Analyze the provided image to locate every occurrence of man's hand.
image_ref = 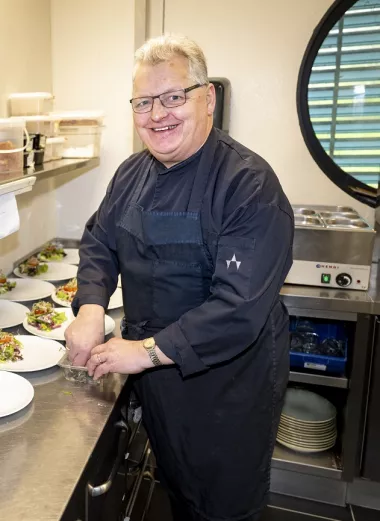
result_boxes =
[86,338,151,380]
[87,338,175,380]
[65,304,105,367]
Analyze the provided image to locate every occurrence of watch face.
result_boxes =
[144,337,155,349]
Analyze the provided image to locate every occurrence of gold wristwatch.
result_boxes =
[143,337,162,367]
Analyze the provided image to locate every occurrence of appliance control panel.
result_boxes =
[285,260,370,291]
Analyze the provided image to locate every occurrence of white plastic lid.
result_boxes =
[10,115,56,122]
[51,110,104,122]
[8,92,54,100]
[0,117,25,127]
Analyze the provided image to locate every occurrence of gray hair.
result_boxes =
[133,34,209,85]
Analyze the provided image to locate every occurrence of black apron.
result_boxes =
[115,133,289,521]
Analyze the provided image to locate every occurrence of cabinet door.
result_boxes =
[362,317,380,481]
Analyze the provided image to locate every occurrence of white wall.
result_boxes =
[163,0,374,223]
[0,0,55,274]
[51,0,145,239]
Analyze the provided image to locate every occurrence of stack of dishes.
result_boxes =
[277,388,337,453]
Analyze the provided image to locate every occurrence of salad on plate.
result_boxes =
[0,271,16,295]
[0,330,23,363]
[18,256,48,277]
[37,242,67,262]
[27,301,67,332]
[56,278,77,304]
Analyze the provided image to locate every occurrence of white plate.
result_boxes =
[276,437,336,454]
[0,371,34,418]
[14,262,78,282]
[40,248,79,265]
[282,388,336,423]
[0,336,65,372]
[0,279,55,302]
[51,286,123,310]
[23,308,116,341]
[64,248,80,265]
[0,301,30,329]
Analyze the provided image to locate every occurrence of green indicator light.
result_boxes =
[321,273,331,284]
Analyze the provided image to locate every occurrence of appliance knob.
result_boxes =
[336,273,352,287]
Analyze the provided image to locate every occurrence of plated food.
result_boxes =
[23,308,116,341]
[52,278,123,310]
[27,301,67,332]
[0,331,23,363]
[37,241,67,262]
[14,261,77,282]
[18,256,48,277]
[0,336,64,373]
[0,279,55,302]
[55,278,77,304]
[0,271,16,295]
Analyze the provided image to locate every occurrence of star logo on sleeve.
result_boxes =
[226,253,241,270]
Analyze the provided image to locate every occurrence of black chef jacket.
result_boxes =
[72,127,294,377]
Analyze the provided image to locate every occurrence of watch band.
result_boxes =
[143,337,162,367]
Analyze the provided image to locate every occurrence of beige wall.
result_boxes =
[51,0,145,239]
[0,0,52,118]
[163,0,374,223]
[0,0,55,274]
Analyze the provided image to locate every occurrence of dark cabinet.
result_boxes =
[362,317,380,482]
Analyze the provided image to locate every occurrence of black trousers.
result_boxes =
[169,496,264,521]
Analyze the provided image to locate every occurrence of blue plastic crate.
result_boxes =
[289,318,348,374]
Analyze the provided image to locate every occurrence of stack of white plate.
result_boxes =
[277,388,337,453]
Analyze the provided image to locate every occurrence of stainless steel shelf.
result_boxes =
[0,157,100,188]
[272,443,342,479]
[289,370,349,389]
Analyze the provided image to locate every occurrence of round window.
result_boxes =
[297,0,380,207]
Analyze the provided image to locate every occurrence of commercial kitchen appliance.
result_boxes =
[286,205,376,291]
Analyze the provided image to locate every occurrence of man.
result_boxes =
[66,34,294,521]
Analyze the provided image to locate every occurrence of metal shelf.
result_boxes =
[289,370,348,389]
[272,443,342,479]
[0,157,100,191]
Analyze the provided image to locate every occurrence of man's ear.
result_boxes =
[206,83,216,115]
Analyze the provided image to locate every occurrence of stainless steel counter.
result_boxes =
[0,308,126,521]
[3,239,380,520]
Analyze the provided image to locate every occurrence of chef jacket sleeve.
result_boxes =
[155,194,294,378]
[72,179,119,315]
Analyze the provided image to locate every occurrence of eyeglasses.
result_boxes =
[130,83,205,114]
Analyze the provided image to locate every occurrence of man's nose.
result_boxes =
[151,97,168,121]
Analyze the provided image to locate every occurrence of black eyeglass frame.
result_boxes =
[129,83,205,113]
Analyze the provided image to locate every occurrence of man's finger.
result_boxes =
[72,351,91,367]
[93,361,110,381]
[90,342,107,356]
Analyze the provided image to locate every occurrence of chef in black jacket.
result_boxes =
[66,34,294,521]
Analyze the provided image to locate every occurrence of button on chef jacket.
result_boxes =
[73,127,294,376]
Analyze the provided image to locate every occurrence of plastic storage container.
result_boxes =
[53,111,104,159]
[11,115,60,138]
[0,118,27,175]
[44,136,66,162]
[8,92,54,116]
[289,318,348,374]
[58,351,103,385]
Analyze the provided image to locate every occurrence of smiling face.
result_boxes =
[132,55,215,167]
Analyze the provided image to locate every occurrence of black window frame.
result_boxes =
[296,0,379,208]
